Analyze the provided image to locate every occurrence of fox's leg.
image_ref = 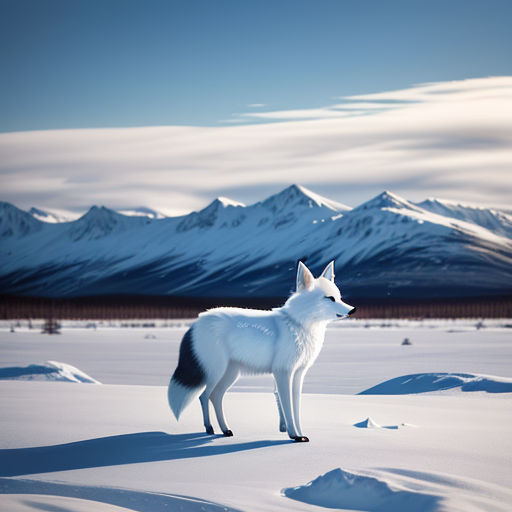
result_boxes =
[274,369,306,441]
[199,364,228,435]
[274,383,287,432]
[199,389,214,434]
[292,367,307,437]
[210,363,239,436]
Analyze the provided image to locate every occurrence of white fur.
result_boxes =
[167,379,202,421]
[168,260,354,440]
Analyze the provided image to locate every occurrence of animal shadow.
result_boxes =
[0,431,289,476]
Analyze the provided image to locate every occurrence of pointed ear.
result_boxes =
[296,261,314,291]
[320,261,335,282]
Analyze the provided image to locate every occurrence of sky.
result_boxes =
[1,0,511,216]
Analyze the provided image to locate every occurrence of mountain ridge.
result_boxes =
[1,186,510,299]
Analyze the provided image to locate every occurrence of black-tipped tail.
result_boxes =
[172,328,205,388]
[168,328,205,420]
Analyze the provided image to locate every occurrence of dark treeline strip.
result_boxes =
[1,295,511,320]
[0,295,283,320]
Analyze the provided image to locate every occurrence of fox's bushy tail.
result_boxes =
[168,328,206,420]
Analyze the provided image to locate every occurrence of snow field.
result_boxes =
[0,323,511,511]
[0,383,511,511]
[1,322,511,393]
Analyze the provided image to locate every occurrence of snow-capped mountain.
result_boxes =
[30,205,165,222]
[67,206,153,241]
[0,185,510,299]
[417,198,512,238]
[116,206,166,219]
[1,202,42,238]
[28,207,71,223]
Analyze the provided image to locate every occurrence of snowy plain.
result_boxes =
[1,320,511,511]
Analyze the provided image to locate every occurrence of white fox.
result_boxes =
[167,261,356,442]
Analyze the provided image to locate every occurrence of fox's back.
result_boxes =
[193,307,282,374]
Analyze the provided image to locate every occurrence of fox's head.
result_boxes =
[284,261,356,324]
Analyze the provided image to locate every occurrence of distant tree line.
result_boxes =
[1,294,510,320]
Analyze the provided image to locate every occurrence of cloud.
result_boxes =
[218,118,248,124]
[240,108,360,120]
[247,103,266,108]
[1,77,511,215]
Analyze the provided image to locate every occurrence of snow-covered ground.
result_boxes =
[1,321,511,511]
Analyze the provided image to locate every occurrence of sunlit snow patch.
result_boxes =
[0,361,101,384]
[283,468,440,511]
[353,417,412,430]
[359,372,512,395]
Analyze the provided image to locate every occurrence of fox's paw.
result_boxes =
[205,425,214,435]
[223,430,233,437]
[291,436,309,442]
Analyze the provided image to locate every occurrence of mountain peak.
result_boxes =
[79,205,137,222]
[83,205,112,216]
[261,184,350,214]
[216,196,245,208]
[70,206,135,241]
[0,201,42,238]
[198,196,245,214]
[176,196,245,232]
[355,190,418,211]
[1,201,21,212]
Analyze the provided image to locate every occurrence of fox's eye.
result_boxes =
[325,296,336,302]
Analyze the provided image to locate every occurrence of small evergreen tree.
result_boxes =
[42,317,61,334]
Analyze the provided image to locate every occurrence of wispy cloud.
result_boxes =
[247,103,266,108]
[239,101,404,121]
[240,107,359,120]
[1,77,511,216]
[217,117,248,124]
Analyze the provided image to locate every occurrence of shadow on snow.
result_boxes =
[0,431,290,477]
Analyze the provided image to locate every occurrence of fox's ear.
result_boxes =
[320,261,335,282]
[296,261,314,291]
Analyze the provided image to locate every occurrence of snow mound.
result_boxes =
[0,361,101,384]
[0,477,242,512]
[0,493,129,512]
[359,373,512,395]
[353,417,411,430]
[283,468,440,511]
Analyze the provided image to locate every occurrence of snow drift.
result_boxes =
[359,372,512,395]
[0,477,242,512]
[283,468,440,511]
[0,361,101,384]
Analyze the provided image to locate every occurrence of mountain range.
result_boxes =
[1,185,511,299]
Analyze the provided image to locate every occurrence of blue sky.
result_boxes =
[1,0,511,132]
[1,1,511,214]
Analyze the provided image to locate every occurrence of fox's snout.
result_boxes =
[335,305,356,318]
